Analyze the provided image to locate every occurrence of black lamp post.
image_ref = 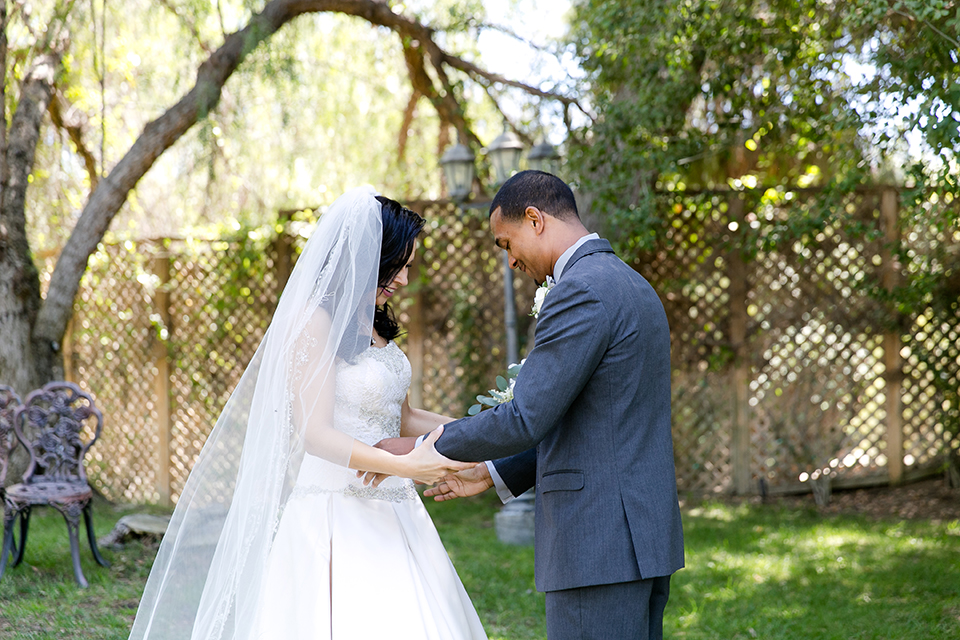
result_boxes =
[486,129,526,369]
[439,131,544,545]
[439,131,527,368]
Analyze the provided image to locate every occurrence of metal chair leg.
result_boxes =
[63,507,89,588]
[2,511,16,559]
[12,507,30,567]
[0,512,16,582]
[83,503,110,567]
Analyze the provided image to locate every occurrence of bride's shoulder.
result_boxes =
[301,306,334,334]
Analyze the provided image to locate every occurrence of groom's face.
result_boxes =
[491,207,551,285]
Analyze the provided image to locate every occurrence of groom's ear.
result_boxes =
[524,206,546,236]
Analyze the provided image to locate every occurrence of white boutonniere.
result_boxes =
[530,276,555,318]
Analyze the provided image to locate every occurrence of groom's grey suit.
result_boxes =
[436,238,684,638]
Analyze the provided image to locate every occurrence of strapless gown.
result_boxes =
[252,341,487,639]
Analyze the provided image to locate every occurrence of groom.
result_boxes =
[382,170,684,639]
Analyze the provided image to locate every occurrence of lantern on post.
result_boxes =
[440,142,476,202]
[527,140,561,175]
[487,129,525,186]
[436,129,537,546]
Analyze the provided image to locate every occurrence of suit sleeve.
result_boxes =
[436,277,609,462]
[492,448,537,497]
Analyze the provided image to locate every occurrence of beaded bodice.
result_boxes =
[333,341,410,445]
[293,341,417,502]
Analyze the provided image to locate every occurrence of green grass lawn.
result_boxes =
[0,499,167,639]
[667,501,960,640]
[0,491,958,639]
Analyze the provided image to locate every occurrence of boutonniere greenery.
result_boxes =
[468,360,524,416]
[468,276,557,416]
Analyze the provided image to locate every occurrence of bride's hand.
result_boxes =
[399,425,473,485]
[356,436,415,486]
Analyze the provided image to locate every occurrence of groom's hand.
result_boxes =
[374,436,417,456]
[424,463,494,501]
[357,436,420,486]
[357,470,390,487]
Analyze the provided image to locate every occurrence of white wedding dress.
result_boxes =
[252,341,487,640]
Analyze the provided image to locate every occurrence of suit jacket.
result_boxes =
[436,238,685,592]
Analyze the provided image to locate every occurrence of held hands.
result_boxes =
[398,426,474,485]
[357,436,417,486]
[374,436,417,456]
[357,426,472,487]
[423,463,494,502]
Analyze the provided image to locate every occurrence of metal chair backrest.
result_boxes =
[12,382,103,486]
[0,385,22,486]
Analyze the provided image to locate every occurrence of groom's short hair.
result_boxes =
[490,170,579,222]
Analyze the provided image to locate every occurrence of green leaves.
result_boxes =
[467,360,524,416]
[567,0,958,259]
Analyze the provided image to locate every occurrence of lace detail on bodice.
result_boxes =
[292,341,417,503]
[334,341,410,444]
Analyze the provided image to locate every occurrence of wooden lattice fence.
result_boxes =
[32,192,960,504]
[634,187,959,495]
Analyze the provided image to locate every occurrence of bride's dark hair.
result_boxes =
[374,196,425,341]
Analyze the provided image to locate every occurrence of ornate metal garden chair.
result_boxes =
[0,385,22,565]
[0,382,110,587]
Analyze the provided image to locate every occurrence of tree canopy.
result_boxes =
[567,0,960,241]
[0,0,577,392]
[25,0,564,250]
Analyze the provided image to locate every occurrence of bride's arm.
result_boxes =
[294,309,470,484]
[295,309,353,464]
[400,398,455,438]
[347,426,471,484]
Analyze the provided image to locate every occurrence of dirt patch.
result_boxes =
[774,477,960,522]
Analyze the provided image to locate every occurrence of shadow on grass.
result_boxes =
[669,501,960,640]
[423,491,546,640]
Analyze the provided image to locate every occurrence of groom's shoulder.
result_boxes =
[566,249,661,310]
[567,242,642,285]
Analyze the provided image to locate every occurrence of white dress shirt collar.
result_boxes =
[553,233,600,280]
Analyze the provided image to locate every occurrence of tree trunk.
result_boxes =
[0,46,61,485]
[1,0,7,190]
[0,50,61,394]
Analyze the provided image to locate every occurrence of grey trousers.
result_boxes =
[544,575,672,640]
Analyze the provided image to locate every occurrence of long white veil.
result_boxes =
[129,186,383,640]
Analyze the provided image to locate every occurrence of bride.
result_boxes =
[128,187,487,640]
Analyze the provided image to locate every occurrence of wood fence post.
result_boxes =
[880,188,904,486]
[728,195,752,495]
[62,317,74,383]
[152,254,174,506]
[274,228,293,292]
